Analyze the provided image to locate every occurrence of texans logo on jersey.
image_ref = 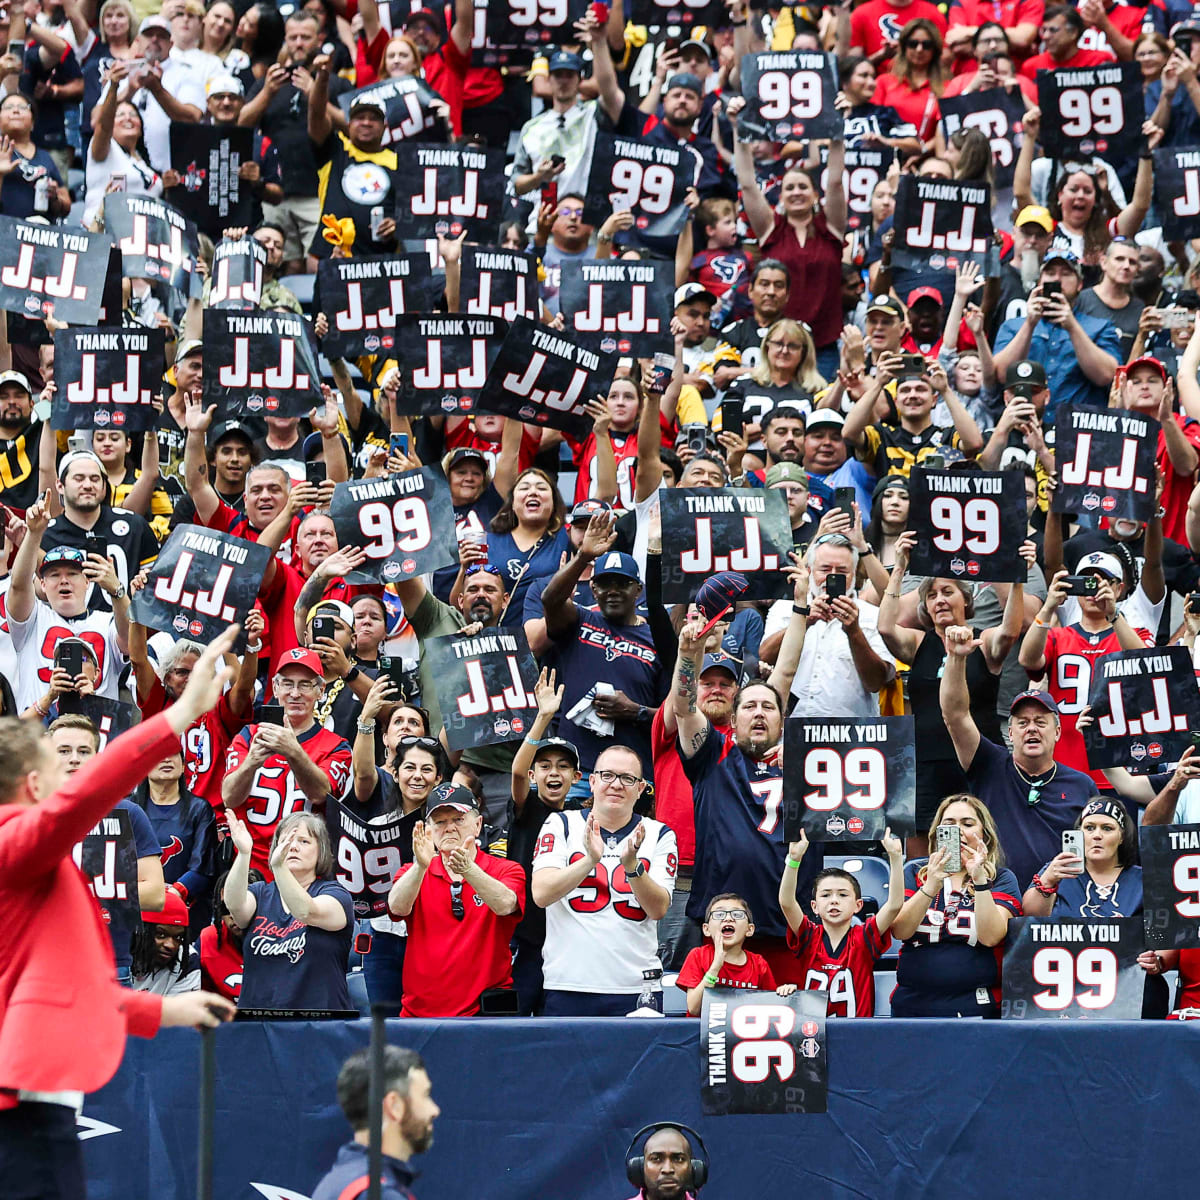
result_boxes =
[160,836,184,866]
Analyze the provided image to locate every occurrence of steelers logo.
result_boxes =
[341,162,392,205]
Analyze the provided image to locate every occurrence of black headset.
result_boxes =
[625,1122,709,1191]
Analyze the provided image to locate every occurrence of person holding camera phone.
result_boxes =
[20,635,98,723]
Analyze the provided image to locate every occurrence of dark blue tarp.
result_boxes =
[83,1018,1197,1199]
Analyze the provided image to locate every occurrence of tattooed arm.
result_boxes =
[673,614,711,759]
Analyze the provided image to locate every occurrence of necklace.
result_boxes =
[1014,759,1056,806]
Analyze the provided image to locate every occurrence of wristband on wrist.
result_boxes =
[245,639,263,653]
[792,605,809,618]
[972,878,993,890]
[1031,872,1057,896]
[525,735,546,746]
[356,719,376,734]
[703,971,720,986]
[859,545,876,557]
[344,665,360,684]
[785,857,803,870]
[920,886,938,900]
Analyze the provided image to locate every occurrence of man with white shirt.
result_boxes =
[769,532,894,718]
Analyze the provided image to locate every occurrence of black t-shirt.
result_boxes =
[245,74,351,196]
[0,147,63,219]
[719,317,770,373]
[41,507,160,613]
[21,42,83,150]
[309,132,400,260]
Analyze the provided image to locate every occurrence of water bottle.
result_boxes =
[34,175,49,215]
[626,968,665,1018]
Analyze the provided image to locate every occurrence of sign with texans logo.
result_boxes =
[316,254,435,359]
[203,309,323,418]
[659,488,793,603]
[583,134,696,239]
[892,175,993,271]
[1051,405,1158,523]
[392,144,506,243]
[460,247,538,321]
[1001,917,1144,1019]
[738,51,841,142]
[485,0,589,50]
[1142,824,1200,949]
[208,236,267,310]
[327,798,411,918]
[167,121,255,239]
[131,525,271,651]
[558,259,674,356]
[73,807,140,946]
[938,87,1025,190]
[700,987,827,1114]
[783,716,916,841]
[475,315,618,437]
[1081,646,1200,770]
[630,0,725,30]
[1154,146,1200,241]
[394,314,505,416]
[104,193,201,297]
[424,627,540,750]
[1036,63,1144,162]
[0,215,111,324]
[329,468,459,585]
[52,327,166,432]
[818,144,892,232]
[906,466,1027,582]
[338,75,444,146]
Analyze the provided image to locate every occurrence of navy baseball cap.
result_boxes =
[207,419,255,450]
[1043,246,1083,275]
[532,736,581,768]
[38,546,88,575]
[591,550,641,583]
[1010,690,1060,717]
[425,782,479,817]
[447,447,488,471]
[700,652,741,682]
[548,50,584,73]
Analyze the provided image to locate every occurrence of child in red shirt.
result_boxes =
[677,892,798,1016]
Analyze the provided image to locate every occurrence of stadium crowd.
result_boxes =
[7,0,1200,1030]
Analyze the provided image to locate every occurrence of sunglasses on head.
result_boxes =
[464,563,503,577]
[400,735,441,750]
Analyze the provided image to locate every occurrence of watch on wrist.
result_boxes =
[629,860,647,878]
[112,583,126,600]
[344,665,360,684]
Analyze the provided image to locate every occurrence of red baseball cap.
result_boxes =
[274,647,323,678]
[1125,356,1168,382]
[905,286,944,307]
[142,886,188,928]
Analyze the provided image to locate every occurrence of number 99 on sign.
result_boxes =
[730,1003,796,1084]
[358,498,433,557]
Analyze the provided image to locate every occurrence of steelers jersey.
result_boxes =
[311,131,399,260]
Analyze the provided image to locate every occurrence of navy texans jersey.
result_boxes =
[681,723,822,938]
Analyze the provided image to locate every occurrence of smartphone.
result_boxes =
[354,931,373,955]
[54,639,85,678]
[542,179,558,208]
[549,153,565,168]
[682,423,709,455]
[258,703,285,726]
[720,398,744,440]
[82,531,102,557]
[1187,592,1200,611]
[1190,730,1200,748]
[648,351,675,395]
[67,432,90,454]
[1062,829,1085,873]
[305,461,326,487]
[389,432,410,459]
[311,615,337,642]
[936,823,962,875]
[825,572,847,599]
[898,352,926,378]
[923,453,946,471]
[835,486,857,520]
[1041,281,1063,300]
[1062,574,1100,596]
[1162,307,1194,329]
[109,174,126,193]
[379,655,412,695]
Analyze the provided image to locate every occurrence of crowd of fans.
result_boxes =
[8,0,1200,1024]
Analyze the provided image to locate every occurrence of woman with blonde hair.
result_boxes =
[889,793,1022,1017]
[873,18,945,144]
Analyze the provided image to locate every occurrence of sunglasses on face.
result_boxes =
[905,39,934,50]
[558,206,584,218]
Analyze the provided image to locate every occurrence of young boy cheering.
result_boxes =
[779,828,905,1017]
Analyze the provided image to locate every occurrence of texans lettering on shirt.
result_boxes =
[786,913,891,1018]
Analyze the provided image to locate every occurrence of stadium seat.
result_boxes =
[823,854,892,916]
[873,970,895,1017]
[347,969,370,1017]
[662,973,687,1016]
[280,272,315,309]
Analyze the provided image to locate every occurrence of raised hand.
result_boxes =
[226,810,254,857]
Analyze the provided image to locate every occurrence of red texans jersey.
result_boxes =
[445,419,541,476]
[569,428,639,509]
[786,914,891,1018]
[224,723,352,876]
[199,925,244,1000]
[1038,621,1153,784]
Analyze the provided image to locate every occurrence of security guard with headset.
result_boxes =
[623,1122,709,1199]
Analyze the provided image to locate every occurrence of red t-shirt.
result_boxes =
[199,925,244,1000]
[394,851,526,1017]
[423,38,469,136]
[257,558,351,666]
[676,943,776,1015]
[1174,949,1200,1012]
[224,723,352,876]
[568,428,640,509]
[1078,4,1161,58]
[445,418,541,477]
[942,71,1039,104]
[850,0,948,65]
[1020,46,1116,80]
[786,913,891,1018]
[872,74,940,142]
[948,0,1044,38]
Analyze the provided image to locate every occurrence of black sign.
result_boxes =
[130,525,272,651]
[329,469,459,584]
[476,315,618,436]
[1036,63,1144,162]
[738,51,840,142]
[1142,824,1200,950]
[51,327,166,432]
[558,259,673,356]
[583,134,695,240]
[316,255,435,359]
[203,309,323,418]
[327,798,410,919]
[424,627,539,751]
[167,122,255,238]
[57,693,136,749]
[659,488,793,604]
[630,0,725,30]
[460,247,538,321]
[819,144,892,233]
[104,194,201,297]
[0,216,111,324]
[700,988,827,1115]
[1081,646,1200,770]
[938,87,1025,190]
[338,76,443,146]
[783,717,915,841]
[392,144,506,243]
[73,807,140,942]
[1052,405,1158,522]
[1154,146,1200,241]
[1001,917,1144,1019]
[394,314,504,417]
[484,0,589,50]
[892,175,993,271]
[907,467,1027,583]
[208,236,267,310]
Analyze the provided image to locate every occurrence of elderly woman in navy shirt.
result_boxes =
[224,811,354,1011]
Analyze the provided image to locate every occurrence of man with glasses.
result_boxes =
[535,193,594,316]
[1020,5,1115,78]
[222,647,352,876]
[532,745,677,1015]
[388,783,524,1018]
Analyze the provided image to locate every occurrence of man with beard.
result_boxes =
[643,72,730,199]
[41,451,159,614]
[387,784,523,1017]
[130,888,201,994]
[671,614,823,983]
[743,408,806,484]
[942,630,1095,890]
[0,369,44,510]
[623,1126,706,1200]
[542,514,666,780]
[715,260,791,374]
[313,1046,439,1200]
